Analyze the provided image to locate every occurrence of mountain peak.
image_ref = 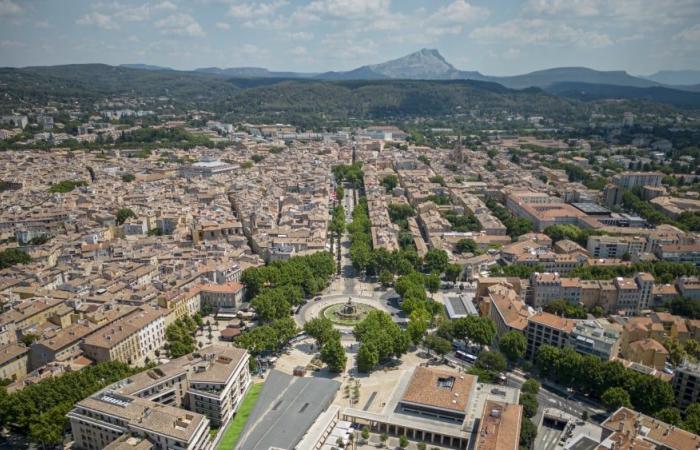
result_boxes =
[367,48,460,79]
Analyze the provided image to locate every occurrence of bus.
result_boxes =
[455,350,477,363]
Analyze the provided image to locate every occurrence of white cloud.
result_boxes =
[471,19,612,48]
[421,0,489,36]
[290,45,307,56]
[0,39,24,49]
[228,1,288,19]
[77,12,119,30]
[285,31,313,41]
[34,20,49,28]
[0,0,21,16]
[526,0,600,17]
[302,0,390,19]
[116,1,178,22]
[429,0,490,24]
[155,13,205,37]
[216,21,231,30]
[674,24,700,42]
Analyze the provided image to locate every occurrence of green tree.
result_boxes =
[399,435,409,448]
[519,419,537,449]
[452,316,496,346]
[423,249,448,274]
[476,350,507,373]
[521,379,540,395]
[121,173,135,182]
[655,407,682,426]
[361,427,370,441]
[601,387,632,411]
[379,269,394,287]
[381,175,398,192]
[520,393,539,418]
[455,239,480,254]
[683,403,700,434]
[116,207,137,225]
[445,263,462,282]
[499,331,526,362]
[380,432,388,447]
[357,343,379,373]
[0,248,31,269]
[424,272,440,293]
[424,335,452,356]
[304,318,339,346]
[321,338,347,373]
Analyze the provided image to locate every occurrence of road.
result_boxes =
[505,371,607,424]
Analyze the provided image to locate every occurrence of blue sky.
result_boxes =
[1,0,699,75]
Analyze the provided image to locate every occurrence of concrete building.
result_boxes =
[525,312,576,360]
[568,319,621,360]
[342,367,522,450]
[69,346,249,449]
[0,343,29,382]
[598,407,699,450]
[672,361,700,411]
[587,235,646,260]
[81,306,165,365]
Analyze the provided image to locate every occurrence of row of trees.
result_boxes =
[0,248,31,269]
[355,311,410,373]
[236,253,336,353]
[485,198,534,240]
[304,318,347,373]
[568,260,699,284]
[0,361,141,446]
[535,344,674,416]
[165,315,200,358]
[236,317,298,356]
[241,252,336,301]
[543,224,604,247]
[332,163,364,188]
[623,188,700,231]
[48,179,86,193]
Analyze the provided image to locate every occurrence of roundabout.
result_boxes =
[321,297,378,326]
[296,292,396,330]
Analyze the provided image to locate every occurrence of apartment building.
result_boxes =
[568,319,621,360]
[198,282,244,310]
[587,235,647,259]
[69,392,210,450]
[81,306,165,365]
[69,345,249,449]
[678,276,700,300]
[599,407,699,450]
[481,284,531,337]
[529,272,654,313]
[672,361,700,411]
[0,343,29,382]
[525,312,576,360]
[655,243,700,266]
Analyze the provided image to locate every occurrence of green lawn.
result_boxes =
[216,382,263,450]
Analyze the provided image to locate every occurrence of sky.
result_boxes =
[0,0,699,76]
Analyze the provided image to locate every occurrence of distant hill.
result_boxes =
[642,70,700,86]
[119,63,173,71]
[311,50,659,90]
[545,82,700,109]
[0,63,693,127]
[486,67,659,90]
[112,49,698,93]
[195,66,316,78]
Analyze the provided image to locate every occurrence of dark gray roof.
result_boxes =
[567,436,600,450]
[236,370,340,450]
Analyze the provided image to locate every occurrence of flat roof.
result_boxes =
[235,370,340,450]
[571,203,611,215]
